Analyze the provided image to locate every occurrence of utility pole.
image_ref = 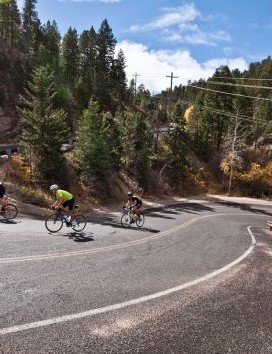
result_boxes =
[166,72,178,92]
[166,72,178,113]
[133,72,140,96]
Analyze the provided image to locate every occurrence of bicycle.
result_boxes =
[45,206,86,233]
[0,195,18,220]
[121,206,145,228]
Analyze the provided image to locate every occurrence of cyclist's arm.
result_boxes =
[52,197,65,209]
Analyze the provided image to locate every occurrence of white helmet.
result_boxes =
[50,184,58,191]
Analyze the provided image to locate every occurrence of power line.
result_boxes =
[188,84,272,102]
[215,76,272,81]
[180,99,272,126]
[205,81,272,90]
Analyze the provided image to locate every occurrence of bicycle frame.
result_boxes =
[121,206,145,228]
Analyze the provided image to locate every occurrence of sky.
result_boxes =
[17,0,272,93]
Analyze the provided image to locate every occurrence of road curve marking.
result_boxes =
[0,213,257,263]
[0,226,256,335]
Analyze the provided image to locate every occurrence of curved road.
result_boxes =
[0,197,272,353]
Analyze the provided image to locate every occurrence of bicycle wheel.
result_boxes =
[2,203,18,220]
[136,214,145,227]
[121,213,132,228]
[45,213,63,233]
[72,214,86,232]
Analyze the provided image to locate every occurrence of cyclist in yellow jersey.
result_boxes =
[49,184,75,225]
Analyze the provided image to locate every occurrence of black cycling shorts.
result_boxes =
[0,185,5,198]
[62,198,75,211]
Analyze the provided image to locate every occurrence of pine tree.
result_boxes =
[74,27,97,108]
[165,102,190,179]
[0,0,20,47]
[61,27,79,86]
[18,66,68,184]
[74,100,113,183]
[95,19,117,108]
[110,49,127,105]
[203,66,235,150]
[21,0,41,54]
[117,109,153,190]
[37,20,61,70]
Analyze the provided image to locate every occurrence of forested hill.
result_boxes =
[0,39,25,143]
[0,0,272,201]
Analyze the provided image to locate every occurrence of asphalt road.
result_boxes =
[0,197,272,353]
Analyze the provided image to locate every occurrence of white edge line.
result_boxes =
[0,226,256,335]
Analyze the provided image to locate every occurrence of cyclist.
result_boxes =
[49,184,75,226]
[123,191,142,219]
[0,181,8,212]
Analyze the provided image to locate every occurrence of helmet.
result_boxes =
[127,191,133,197]
[50,184,58,191]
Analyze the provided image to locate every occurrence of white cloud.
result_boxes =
[130,3,200,32]
[129,3,231,46]
[117,40,248,94]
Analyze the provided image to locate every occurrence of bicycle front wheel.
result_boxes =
[136,214,145,227]
[2,204,18,220]
[45,213,63,233]
[121,213,131,228]
[72,214,86,232]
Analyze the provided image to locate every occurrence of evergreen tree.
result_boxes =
[78,27,97,84]
[95,19,116,108]
[61,26,79,86]
[21,0,41,54]
[0,0,20,47]
[203,66,235,150]
[75,27,97,108]
[18,66,68,184]
[117,110,153,190]
[37,20,61,70]
[110,49,127,104]
[165,102,190,179]
[75,100,113,183]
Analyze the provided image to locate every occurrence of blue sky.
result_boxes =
[17,0,272,93]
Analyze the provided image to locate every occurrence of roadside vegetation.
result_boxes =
[0,0,272,209]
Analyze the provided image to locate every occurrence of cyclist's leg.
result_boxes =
[0,196,7,212]
[63,198,75,222]
[135,204,141,217]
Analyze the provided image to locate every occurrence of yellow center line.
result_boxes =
[0,213,254,263]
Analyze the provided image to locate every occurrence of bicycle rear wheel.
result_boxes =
[121,213,132,228]
[2,204,18,220]
[136,214,145,227]
[45,213,63,233]
[72,214,86,232]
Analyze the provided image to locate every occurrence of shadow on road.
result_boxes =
[68,232,94,242]
[87,202,215,227]
[212,200,272,218]
[146,202,215,220]
[48,231,94,242]
[0,219,19,225]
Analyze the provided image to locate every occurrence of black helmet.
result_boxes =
[128,191,133,196]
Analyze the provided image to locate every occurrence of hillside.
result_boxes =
[0,39,23,143]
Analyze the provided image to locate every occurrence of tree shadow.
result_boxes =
[87,202,215,227]
[212,200,272,217]
[145,202,215,219]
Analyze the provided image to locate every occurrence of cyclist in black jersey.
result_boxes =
[123,191,142,217]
